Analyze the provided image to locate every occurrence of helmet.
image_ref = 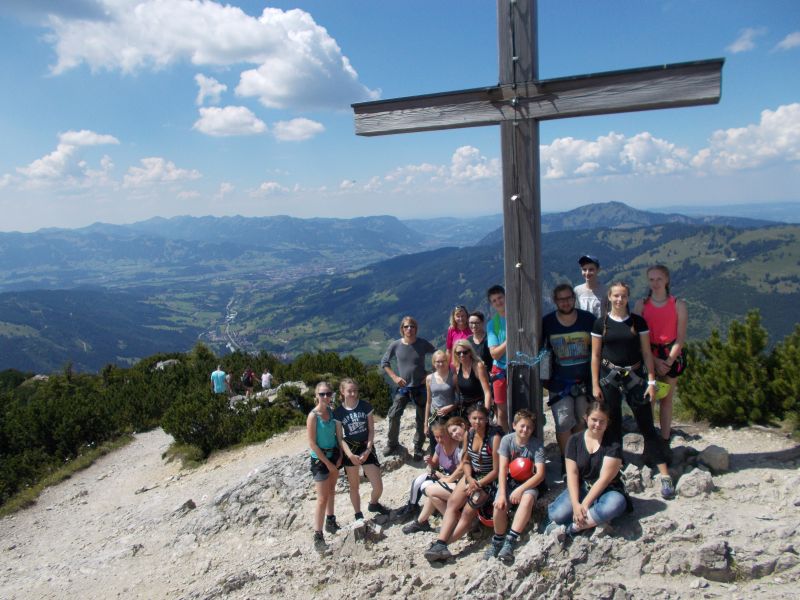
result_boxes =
[476,501,494,527]
[509,456,534,482]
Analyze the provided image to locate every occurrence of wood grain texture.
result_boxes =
[353,59,723,136]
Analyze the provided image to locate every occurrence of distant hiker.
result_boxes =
[261,368,273,391]
[545,402,629,539]
[424,404,501,562]
[634,265,688,444]
[467,310,494,372]
[424,350,459,455]
[381,316,436,461]
[446,305,471,367]
[452,339,491,414]
[334,378,389,522]
[541,283,595,473]
[574,255,608,318]
[591,281,674,499]
[307,381,342,551]
[487,284,509,432]
[210,365,229,395]
[241,367,256,398]
[484,409,546,564]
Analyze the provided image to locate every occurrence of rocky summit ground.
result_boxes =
[1,410,799,600]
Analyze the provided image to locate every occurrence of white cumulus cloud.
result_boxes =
[123,157,201,187]
[774,31,800,51]
[44,0,378,110]
[193,106,267,137]
[449,145,500,181]
[252,181,289,196]
[195,73,227,105]
[215,181,234,200]
[692,103,800,172]
[17,129,119,181]
[273,118,324,141]
[726,26,767,53]
[541,132,691,180]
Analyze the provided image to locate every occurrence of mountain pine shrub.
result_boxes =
[769,324,800,429]
[679,310,780,425]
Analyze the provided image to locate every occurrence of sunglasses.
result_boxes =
[318,391,333,397]
[455,350,470,356]
[402,324,417,329]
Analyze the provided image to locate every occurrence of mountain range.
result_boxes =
[1,202,798,371]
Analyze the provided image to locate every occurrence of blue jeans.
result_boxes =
[547,484,627,526]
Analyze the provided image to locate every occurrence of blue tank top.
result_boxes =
[310,409,337,459]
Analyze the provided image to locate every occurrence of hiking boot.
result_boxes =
[383,444,400,457]
[395,503,419,522]
[313,531,326,552]
[660,475,675,499]
[483,536,504,560]
[402,519,431,535]
[424,540,452,562]
[354,512,364,522]
[368,502,390,515]
[497,537,518,564]
[325,515,341,534]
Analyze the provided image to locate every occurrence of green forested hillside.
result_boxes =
[243,223,800,362]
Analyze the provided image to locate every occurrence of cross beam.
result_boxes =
[354,59,723,136]
[353,0,723,434]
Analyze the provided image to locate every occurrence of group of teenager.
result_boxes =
[307,255,688,563]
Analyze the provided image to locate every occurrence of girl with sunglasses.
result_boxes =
[452,339,491,414]
[306,381,342,550]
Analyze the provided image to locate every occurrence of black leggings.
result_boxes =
[600,367,668,466]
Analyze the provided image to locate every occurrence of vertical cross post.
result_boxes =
[498,0,542,437]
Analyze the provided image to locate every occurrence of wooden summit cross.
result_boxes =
[352,0,723,434]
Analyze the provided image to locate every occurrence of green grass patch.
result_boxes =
[161,442,205,469]
[0,434,135,518]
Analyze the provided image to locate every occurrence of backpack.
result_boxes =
[241,371,253,386]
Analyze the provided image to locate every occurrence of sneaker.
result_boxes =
[368,502,390,515]
[395,503,419,522]
[483,536,504,560]
[325,516,341,534]
[402,519,431,535]
[660,475,675,499]
[383,444,399,457]
[354,512,364,521]
[412,452,423,462]
[497,538,518,564]
[544,521,566,543]
[313,531,326,551]
[424,540,452,562]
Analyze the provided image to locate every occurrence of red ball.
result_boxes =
[509,456,534,482]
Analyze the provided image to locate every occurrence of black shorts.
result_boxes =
[310,447,341,482]
[342,440,381,468]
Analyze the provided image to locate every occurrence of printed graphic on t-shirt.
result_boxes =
[549,331,591,367]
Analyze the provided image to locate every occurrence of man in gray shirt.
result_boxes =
[381,315,436,461]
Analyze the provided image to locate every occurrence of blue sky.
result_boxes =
[0,0,798,232]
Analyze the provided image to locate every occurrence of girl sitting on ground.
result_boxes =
[307,381,342,550]
[424,405,502,562]
[334,378,389,522]
[401,417,467,533]
[545,401,628,538]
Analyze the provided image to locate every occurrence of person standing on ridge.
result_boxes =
[261,368,273,391]
[574,255,608,318]
[210,365,229,395]
[487,284,509,432]
[541,283,595,474]
[381,316,435,462]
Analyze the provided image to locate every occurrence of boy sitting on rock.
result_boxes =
[484,409,546,564]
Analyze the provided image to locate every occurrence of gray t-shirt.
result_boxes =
[498,432,546,464]
[380,337,436,387]
[429,370,456,411]
[574,282,608,318]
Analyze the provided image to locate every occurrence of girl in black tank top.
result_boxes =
[452,339,491,411]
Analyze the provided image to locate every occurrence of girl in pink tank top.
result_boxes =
[634,265,688,442]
